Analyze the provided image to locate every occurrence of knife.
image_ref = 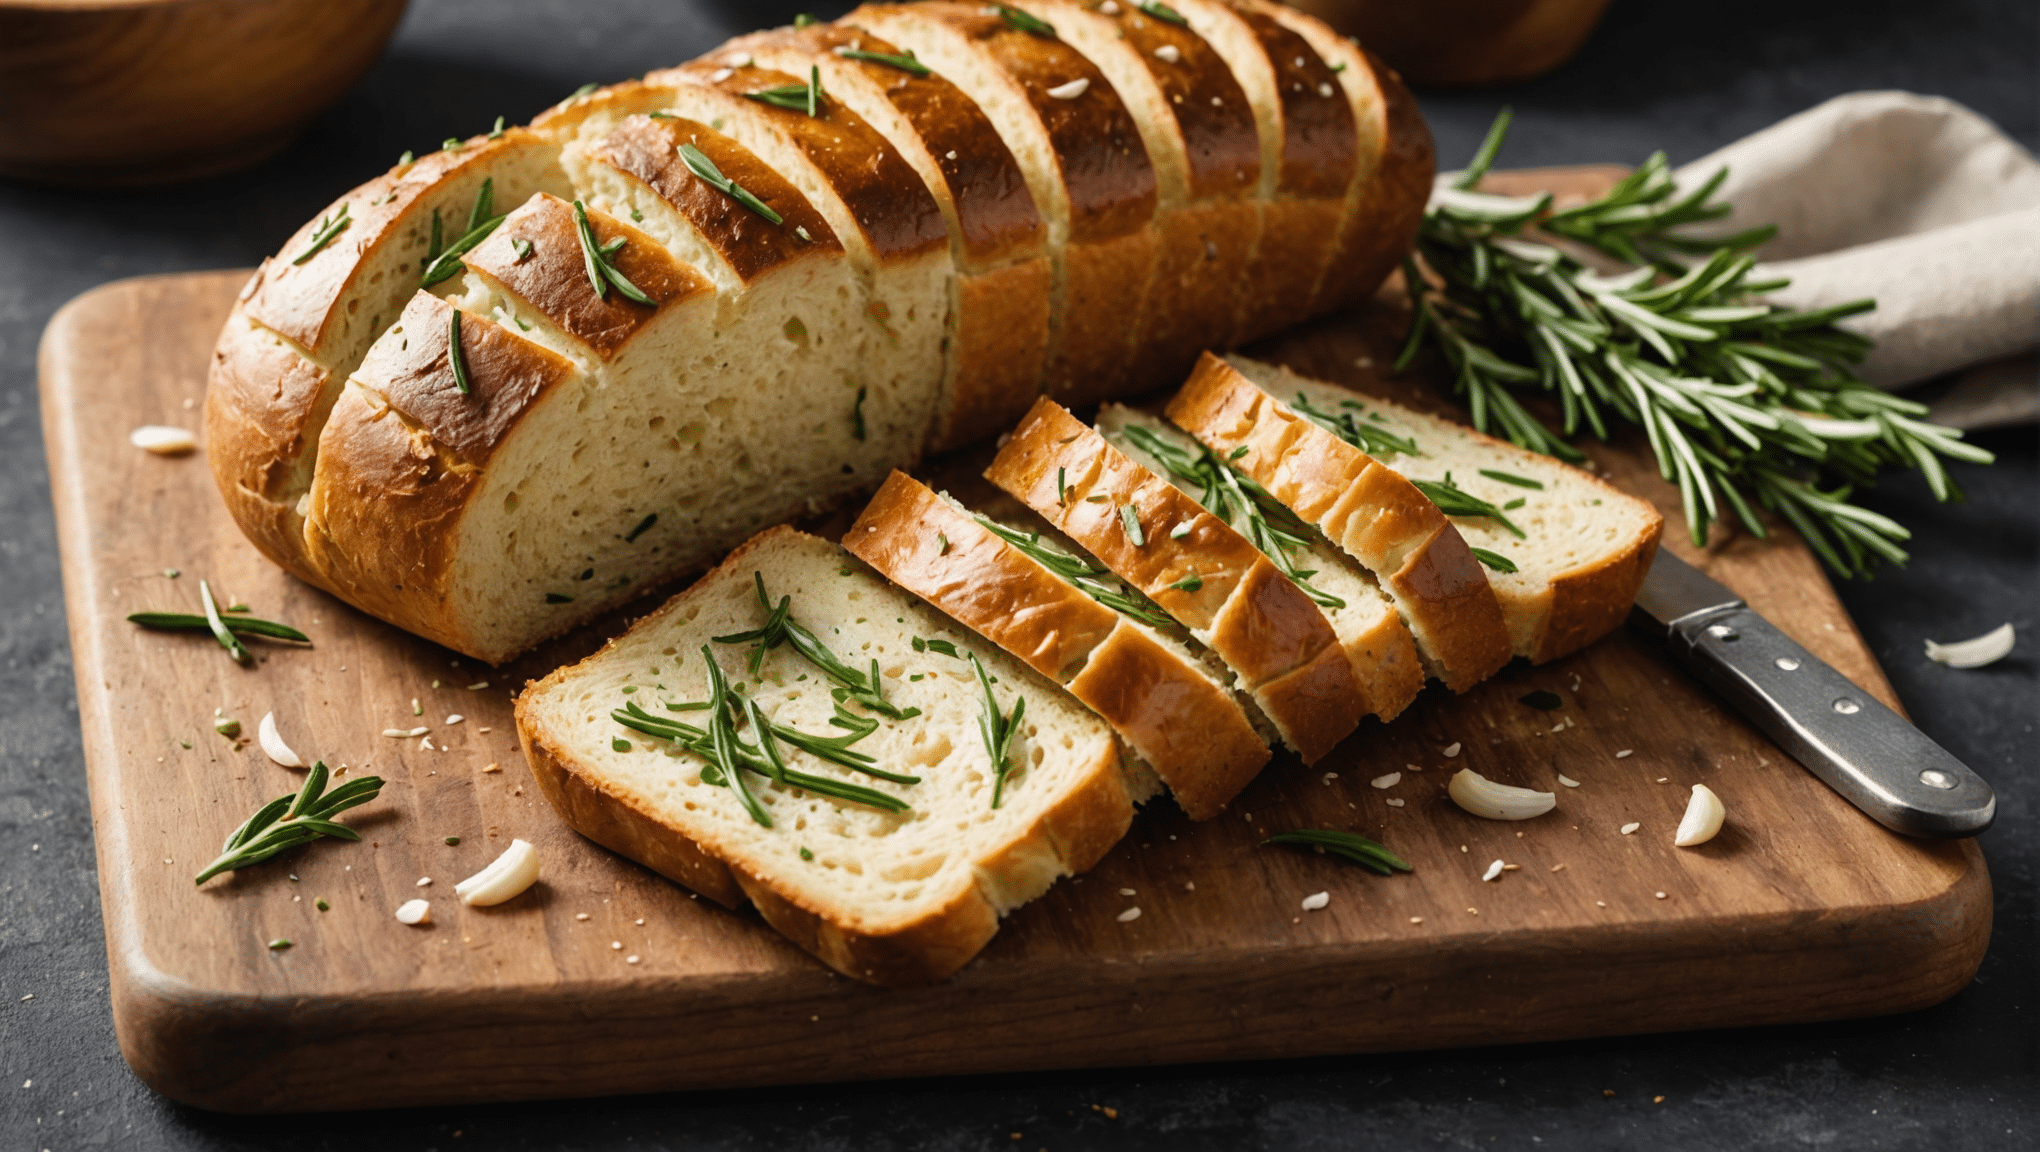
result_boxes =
[1630,547,1995,838]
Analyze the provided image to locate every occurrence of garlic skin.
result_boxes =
[1448,768,1556,821]
[1924,623,2014,669]
[257,712,304,768]
[454,839,540,906]
[1674,784,1726,847]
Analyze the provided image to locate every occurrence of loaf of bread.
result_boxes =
[518,525,1159,985]
[204,3,1431,662]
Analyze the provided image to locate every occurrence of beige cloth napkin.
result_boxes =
[1673,92,2040,423]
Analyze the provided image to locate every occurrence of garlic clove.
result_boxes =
[1301,891,1329,911]
[454,838,541,906]
[395,898,432,926]
[1448,768,1556,821]
[1674,784,1726,847]
[130,425,197,455]
[1046,78,1090,100]
[257,711,305,768]
[1924,623,2014,669]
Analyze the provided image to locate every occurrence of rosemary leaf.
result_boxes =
[677,143,785,225]
[1263,829,1412,876]
[1119,503,1146,546]
[969,652,1024,809]
[836,46,930,76]
[127,612,309,643]
[291,204,351,265]
[713,573,915,718]
[852,386,867,441]
[625,513,658,542]
[1290,391,1421,458]
[1135,1,1187,26]
[448,307,471,394]
[997,3,1055,36]
[572,199,655,305]
[1478,468,1545,490]
[1470,547,1519,573]
[1411,475,1526,539]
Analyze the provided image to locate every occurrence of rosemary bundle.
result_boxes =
[1398,109,1992,576]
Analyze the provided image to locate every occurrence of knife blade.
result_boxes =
[1630,547,1995,838]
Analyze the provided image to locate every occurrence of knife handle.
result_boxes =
[1668,608,1995,838]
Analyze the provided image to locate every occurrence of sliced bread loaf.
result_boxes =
[847,471,1269,818]
[720,24,1056,449]
[851,2,1161,407]
[986,397,1393,764]
[1209,356,1665,663]
[1167,352,1513,690]
[517,525,1153,985]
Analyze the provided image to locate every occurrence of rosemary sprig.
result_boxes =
[997,3,1055,36]
[835,46,930,76]
[703,649,774,827]
[127,612,308,643]
[291,204,350,265]
[744,65,824,117]
[195,763,385,884]
[971,514,1173,626]
[1263,829,1413,876]
[421,179,507,286]
[1289,391,1422,458]
[572,199,656,305]
[199,580,246,663]
[1410,473,1526,539]
[447,307,472,394]
[1114,424,1345,609]
[1399,108,1993,576]
[968,652,1025,809]
[713,573,919,719]
[677,142,785,225]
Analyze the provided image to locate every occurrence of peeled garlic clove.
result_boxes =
[395,898,432,926]
[130,425,197,455]
[1674,784,1726,847]
[257,711,304,768]
[454,838,540,906]
[1924,623,2014,669]
[1448,768,1556,821]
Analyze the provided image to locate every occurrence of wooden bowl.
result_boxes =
[0,0,409,186]
[1285,0,1614,87]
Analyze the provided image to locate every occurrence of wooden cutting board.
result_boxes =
[41,265,1988,1114]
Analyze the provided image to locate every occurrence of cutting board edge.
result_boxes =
[99,838,1989,1113]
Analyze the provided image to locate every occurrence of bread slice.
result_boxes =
[987,397,1393,764]
[1167,353,1513,691]
[517,526,1154,985]
[721,24,1055,450]
[1207,356,1666,663]
[847,471,1269,818]
[1245,1,1434,317]
[1006,1,1261,394]
[644,59,951,456]
[851,2,1161,407]
[1167,0,1354,345]
[1096,402,1425,722]
[206,130,572,579]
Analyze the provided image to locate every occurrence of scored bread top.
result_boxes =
[459,194,711,362]
[652,60,949,265]
[852,2,1158,246]
[1168,352,1513,692]
[724,24,1047,272]
[588,113,844,286]
[847,471,1269,818]
[985,397,1368,763]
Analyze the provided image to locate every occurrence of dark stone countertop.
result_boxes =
[1,1,2033,1147]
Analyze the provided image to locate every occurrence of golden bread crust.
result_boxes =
[202,309,336,582]
[986,398,1367,762]
[591,113,845,284]
[1168,353,1512,692]
[846,471,1268,818]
